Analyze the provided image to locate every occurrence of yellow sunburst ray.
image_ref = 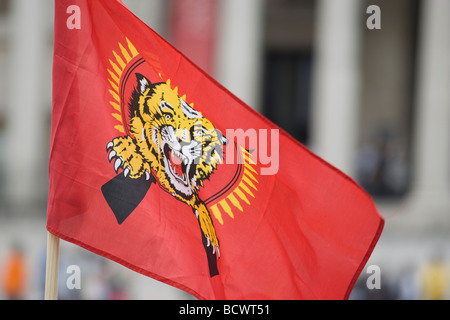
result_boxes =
[126,37,139,57]
[207,145,261,225]
[244,168,258,183]
[107,69,120,86]
[244,162,258,175]
[112,113,123,123]
[118,42,132,63]
[210,204,223,225]
[107,38,141,135]
[114,125,125,133]
[109,101,121,112]
[112,50,126,70]
[227,193,243,212]
[108,79,119,93]
[165,78,194,108]
[239,180,255,198]
[234,186,250,205]
[242,175,257,191]
[109,89,120,103]
[109,59,123,78]
[219,198,234,219]
[242,149,256,165]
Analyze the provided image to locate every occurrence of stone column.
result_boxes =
[310,0,363,177]
[403,0,450,231]
[5,0,48,207]
[215,0,265,111]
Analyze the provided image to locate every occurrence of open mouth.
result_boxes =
[163,144,190,186]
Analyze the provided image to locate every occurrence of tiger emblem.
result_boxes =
[105,73,227,275]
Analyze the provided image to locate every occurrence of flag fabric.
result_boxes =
[47,0,384,300]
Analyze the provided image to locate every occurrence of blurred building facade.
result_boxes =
[0,0,449,299]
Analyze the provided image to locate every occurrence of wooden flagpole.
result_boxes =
[44,231,60,300]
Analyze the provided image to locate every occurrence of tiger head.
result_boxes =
[129,73,228,201]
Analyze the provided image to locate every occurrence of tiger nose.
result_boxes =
[176,128,191,143]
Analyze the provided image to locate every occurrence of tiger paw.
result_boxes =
[195,207,220,258]
[106,137,151,180]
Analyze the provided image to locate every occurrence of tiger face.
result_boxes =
[159,113,225,198]
[119,73,227,203]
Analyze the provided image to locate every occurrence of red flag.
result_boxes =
[48,0,384,299]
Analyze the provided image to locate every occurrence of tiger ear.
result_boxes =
[221,136,228,145]
[135,73,152,94]
[217,130,228,145]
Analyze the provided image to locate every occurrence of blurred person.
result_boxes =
[1,243,27,299]
[397,264,420,300]
[106,277,128,300]
[420,256,449,300]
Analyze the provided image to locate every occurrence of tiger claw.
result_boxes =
[124,166,130,177]
[215,246,220,258]
[106,141,113,151]
[108,150,116,162]
[212,245,220,258]
[145,170,150,180]
[114,157,122,173]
